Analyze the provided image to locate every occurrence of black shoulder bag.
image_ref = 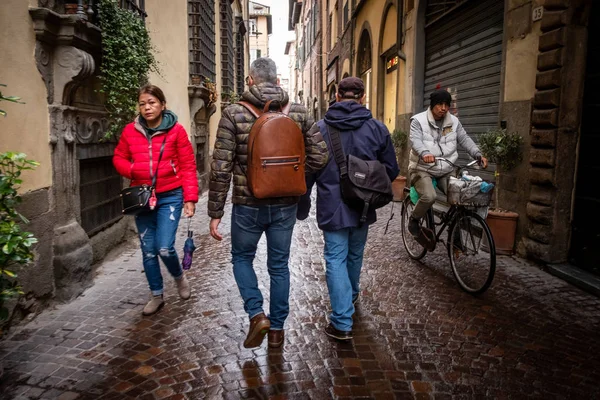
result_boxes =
[120,136,168,215]
[328,125,393,224]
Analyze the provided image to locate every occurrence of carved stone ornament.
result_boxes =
[54,46,95,105]
[49,106,78,145]
[76,113,109,144]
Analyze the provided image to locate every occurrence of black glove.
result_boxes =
[476,155,483,165]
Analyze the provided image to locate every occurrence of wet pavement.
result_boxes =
[1,195,600,399]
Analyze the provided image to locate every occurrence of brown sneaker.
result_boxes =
[142,294,164,316]
[243,313,270,348]
[176,275,191,300]
[268,330,284,348]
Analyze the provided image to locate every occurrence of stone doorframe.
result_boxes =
[188,86,217,193]
[523,0,592,263]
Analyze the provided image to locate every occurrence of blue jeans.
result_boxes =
[135,188,184,296]
[231,204,297,330]
[323,225,369,331]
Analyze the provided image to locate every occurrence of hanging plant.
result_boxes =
[98,0,159,138]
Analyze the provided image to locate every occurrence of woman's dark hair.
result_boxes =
[138,84,166,104]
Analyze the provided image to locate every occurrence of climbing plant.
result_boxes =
[98,0,159,138]
[0,152,39,324]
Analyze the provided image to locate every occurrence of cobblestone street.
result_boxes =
[1,195,600,399]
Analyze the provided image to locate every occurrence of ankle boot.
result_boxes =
[176,275,191,300]
[143,294,164,316]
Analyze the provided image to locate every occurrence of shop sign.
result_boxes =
[386,55,399,74]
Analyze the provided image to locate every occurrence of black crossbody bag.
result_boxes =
[328,125,393,224]
[120,136,168,215]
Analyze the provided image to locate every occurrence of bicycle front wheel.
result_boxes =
[447,211,496,294]
[401,196,428,260]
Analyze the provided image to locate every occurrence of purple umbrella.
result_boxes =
[182,218,196,270]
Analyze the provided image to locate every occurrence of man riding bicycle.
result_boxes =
[408,89,488,238]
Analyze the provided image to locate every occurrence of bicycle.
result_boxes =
[400,158,496,294]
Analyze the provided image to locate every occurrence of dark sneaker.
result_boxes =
[408,217,421,237]
[243,313,270,348]
[268,329,284,348]
[325,323,353,341]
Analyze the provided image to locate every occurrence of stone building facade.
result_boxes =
[0,0,251,330]
[286,0,598,280]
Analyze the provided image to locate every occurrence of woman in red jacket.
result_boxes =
[113,85,199,316]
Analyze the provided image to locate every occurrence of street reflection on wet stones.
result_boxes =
[1,197,600,399]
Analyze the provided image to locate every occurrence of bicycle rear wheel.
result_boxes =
[447,211,496,294]
[401,197,428,260]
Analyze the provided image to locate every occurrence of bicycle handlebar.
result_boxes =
[433,157,479,169]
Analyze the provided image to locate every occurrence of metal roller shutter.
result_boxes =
[423,0,504,178]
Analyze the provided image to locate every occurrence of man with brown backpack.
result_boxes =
[208,57,329,349]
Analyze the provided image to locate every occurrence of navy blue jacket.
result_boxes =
[299,101,400,231]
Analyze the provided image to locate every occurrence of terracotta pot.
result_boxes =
[64,4,79,14]
[191,75,202,85]
[392,175,407,202]
[486,209,519,255]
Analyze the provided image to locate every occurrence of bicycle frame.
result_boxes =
[417,157,480,250]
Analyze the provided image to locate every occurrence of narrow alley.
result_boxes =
[1,194,599,399]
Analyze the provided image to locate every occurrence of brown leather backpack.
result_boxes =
[239,100,307,199]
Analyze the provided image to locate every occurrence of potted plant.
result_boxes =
[0,153,39,381]
[390,128,408,201]
[478,128,524,255]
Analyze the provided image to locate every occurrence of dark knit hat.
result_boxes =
[338,77,365,99]
[429,89,452,109]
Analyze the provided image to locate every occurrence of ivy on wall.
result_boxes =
[98,0,159,138]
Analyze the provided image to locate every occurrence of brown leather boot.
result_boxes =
[142,294,164,316]
[243,313,270,348]
[268,330,284,348]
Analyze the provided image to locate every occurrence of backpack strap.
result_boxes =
[327,126,348,177]
[282,102,292,115]
[238,101,262,118]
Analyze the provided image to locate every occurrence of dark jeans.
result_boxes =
[230,204,297,330]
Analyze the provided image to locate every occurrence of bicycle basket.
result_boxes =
[447,177,493,207]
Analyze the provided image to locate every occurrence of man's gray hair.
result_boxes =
[250,57,278,84]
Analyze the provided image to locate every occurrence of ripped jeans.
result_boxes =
[135,187,184,296]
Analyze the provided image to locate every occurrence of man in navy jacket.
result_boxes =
[299,77,399,340]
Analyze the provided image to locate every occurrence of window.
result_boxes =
[235,17,245,94]
[189,0,216,82]
[343,1,348,26]
[250,49,262,64]
[220,0,235,94]
[249,19,258,35]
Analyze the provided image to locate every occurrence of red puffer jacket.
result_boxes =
[113,119,199,203]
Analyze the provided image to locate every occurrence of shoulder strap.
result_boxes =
[240,100,292,117]
[327,126,348,177]
[151,135,168,188]
[238,101,262,118]
[282,102,292,115]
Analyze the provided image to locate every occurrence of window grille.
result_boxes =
[220,0,235,94]
[235,17,245,95]
[189,0,216,82]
